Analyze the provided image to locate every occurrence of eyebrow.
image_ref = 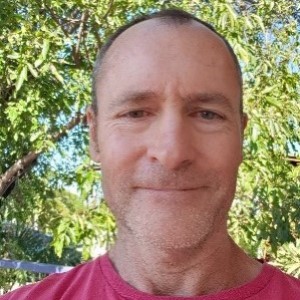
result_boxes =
[183,92,234,112]
[109,90,234,112]
[109,91,157,109]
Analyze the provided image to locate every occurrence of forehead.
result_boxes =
[96,19,240,109]
[103,19,234,70]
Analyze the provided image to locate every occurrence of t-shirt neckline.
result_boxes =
[99,254,276,300]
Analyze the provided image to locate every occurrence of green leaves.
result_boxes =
[41,39,50,60]
[274,241,300,278]
[27,63,38,78]
[0,0,300,292]
[49,63,64,85]
[252,14,265,33]
[15,65,28,92]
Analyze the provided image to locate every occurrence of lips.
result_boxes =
[138,187,198,191]
[134,187,205,192]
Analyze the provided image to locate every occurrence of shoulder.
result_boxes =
[262,264,300,298]
[0,256,104,300]
[271,264,300,286]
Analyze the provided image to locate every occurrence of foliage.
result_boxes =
[273,240,300,278]
[0,0,299,291]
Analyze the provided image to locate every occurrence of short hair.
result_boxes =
[92,8,243,113]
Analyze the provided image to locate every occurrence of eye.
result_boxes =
[192,110,222,120]
[124,110,149,118]
[200,111,220,120]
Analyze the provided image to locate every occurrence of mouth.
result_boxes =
[134,187,204,192]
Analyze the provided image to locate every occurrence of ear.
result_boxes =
[240,112,248,162]
[87,106,101,163]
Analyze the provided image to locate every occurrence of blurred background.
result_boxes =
[0,0,299,293]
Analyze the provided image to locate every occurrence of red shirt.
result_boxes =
[1,254,300,299]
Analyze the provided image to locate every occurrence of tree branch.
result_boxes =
[0,113,86,198]
[103,0,115,20]
[90,0,114,52]
[92,24,102,50]
[0,152,39,198]
[73,10,90,66]
[43,2,70,37]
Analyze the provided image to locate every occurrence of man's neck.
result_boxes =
[108,232,262,297]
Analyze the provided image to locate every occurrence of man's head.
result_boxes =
[88,9,247,250]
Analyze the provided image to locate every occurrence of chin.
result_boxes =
[123,210,216,251]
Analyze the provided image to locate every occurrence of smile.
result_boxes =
[135,187,203,192]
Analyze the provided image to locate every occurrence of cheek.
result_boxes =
[99,131,145,221]
[99,129,145,186]
[200,131,242,160]
[100,128,134,160]
[198,132,243,186]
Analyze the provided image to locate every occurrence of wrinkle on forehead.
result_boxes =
[108,90,235,114]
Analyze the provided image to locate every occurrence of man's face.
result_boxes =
[89,20,247,249]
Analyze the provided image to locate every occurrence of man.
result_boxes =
[2,8,300,299]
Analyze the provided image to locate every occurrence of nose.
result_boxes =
[146,113,196,171]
